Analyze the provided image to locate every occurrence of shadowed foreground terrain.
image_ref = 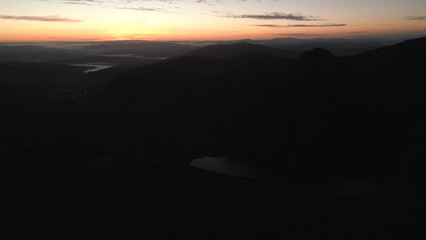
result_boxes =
[1,38,426,239]
[2,154,424,239]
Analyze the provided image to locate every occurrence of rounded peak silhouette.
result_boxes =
[300,48,336,62]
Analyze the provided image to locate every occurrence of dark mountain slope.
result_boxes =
[96,37,426,192]
[219,39,426,194]
[352,37,426,64]
[0,63,121,155]
[186,42,301,59]
[98,53,294,155]
[96,51,348,184]
[0,63,87,102]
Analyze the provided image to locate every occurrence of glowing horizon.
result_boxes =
[1,0,426,42]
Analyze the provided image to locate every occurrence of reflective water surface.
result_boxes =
[190,157,262,178]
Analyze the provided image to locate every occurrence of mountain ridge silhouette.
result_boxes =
[186,42,301,59]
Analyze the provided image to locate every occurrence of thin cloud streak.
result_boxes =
[0,15,82,22]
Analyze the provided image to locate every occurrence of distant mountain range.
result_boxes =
[186,42,301,59]
[2,36,420,64]
[0,45,86,63]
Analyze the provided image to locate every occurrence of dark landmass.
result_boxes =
[96,37,426,193]
[1,37,426,239]
[0,45,87,63]
[186,42,301,59]
[80,41,196,58]
[250,37,414,56]
[0,41,196,72]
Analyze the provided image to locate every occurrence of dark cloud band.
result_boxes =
[254,23,347,28]
[224,12,322,21]
[405,15,426,20]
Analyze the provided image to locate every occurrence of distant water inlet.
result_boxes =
[99,54,169,60]
[190,157,262,178]
[71,63,113,73]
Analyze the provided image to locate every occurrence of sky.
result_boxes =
[0,0,426,42]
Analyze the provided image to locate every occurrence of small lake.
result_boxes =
[190,157,262,178]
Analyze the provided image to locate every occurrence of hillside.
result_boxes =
[97,37,426,192]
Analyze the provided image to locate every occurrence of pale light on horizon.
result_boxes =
[1,0,426,42]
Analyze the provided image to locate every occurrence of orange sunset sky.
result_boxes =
[1,0,426,42]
